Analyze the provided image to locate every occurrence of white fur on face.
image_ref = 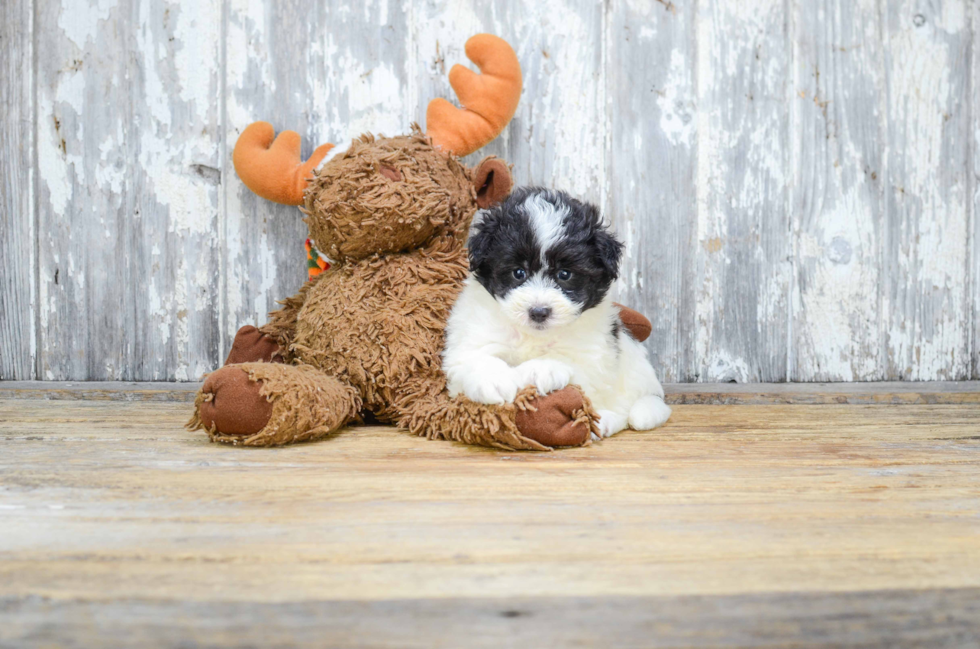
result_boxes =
[521,192,569,263]
[498,192,578,331]
[499,275,580,331]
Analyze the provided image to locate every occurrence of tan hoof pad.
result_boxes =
[198,366,273,436]
[515,387,592,448]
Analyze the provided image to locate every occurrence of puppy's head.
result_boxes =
[468,187,623,331]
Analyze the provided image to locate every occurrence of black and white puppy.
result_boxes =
[443,187,671,438]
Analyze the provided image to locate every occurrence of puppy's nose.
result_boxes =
[529,306,552,323]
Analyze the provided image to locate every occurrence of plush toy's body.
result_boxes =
[188,35,650,450]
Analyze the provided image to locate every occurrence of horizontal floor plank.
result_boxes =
[1,401,978,599]
[1,398,978,646]
[1,380,978,404]
[2,588,979,649]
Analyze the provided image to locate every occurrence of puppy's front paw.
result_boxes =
[463,368,522,405]
[628,395,672,430]
[595,410,629,439]
[516,359,573,395]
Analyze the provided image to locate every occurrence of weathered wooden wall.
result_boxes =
[1,0,977,382]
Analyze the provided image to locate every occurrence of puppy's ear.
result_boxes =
[593,222,624,281]
[466,208,499,274]
[473,157,513,209]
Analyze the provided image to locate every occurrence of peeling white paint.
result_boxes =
[657,49,694,146]
[336,57,405,136]
[58,0,116,48]
[696,0,791,381]
[9,0,977,381]
[789,0,885,381]
[882,0,970,380]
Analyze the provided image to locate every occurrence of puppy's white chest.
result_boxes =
[503,331,616,395]
[504,335,570,364]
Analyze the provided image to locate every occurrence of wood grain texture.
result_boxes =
[4,0,980,382]
[695,0,793,382]
[790,0,884,381]
[973,0,980,381]
[34,0,222,381]
[411,0,606,204]
[2,379,979,404]
[881,1,972,380]
[0,398,978,646]
[0,0,34,380]
[606,0,697,383]
[662,379,980,404]
[222,0,412,361]
[3,589,980,649]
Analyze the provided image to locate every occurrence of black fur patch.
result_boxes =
[467,187,623,309]
[467,188,543,298]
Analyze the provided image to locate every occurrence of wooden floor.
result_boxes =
[1,383,979,648]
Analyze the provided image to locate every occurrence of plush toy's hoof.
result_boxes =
[225,325,283,365]
[515,387,593,448]
[198,366,273,436]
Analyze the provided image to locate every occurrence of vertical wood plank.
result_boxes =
[223,0,411,360]
[35,0,222,380]
[790,0,884,381]
[695,0,792,382]
[972,0,979,380]
[409,0,606,205]
[881,0,971,380]
[605,0,697,382]
[8,0,980,382]
[0,0,35,380]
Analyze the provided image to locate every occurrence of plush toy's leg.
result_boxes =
[399,383,600,451]
[259,280,315,355]
[224,325,284,365]
[219,282,314,367]
[513,386,602,448]
[187,362,361,446]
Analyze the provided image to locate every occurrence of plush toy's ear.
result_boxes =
[473,157,513,209]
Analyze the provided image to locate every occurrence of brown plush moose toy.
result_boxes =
[188,34,651,450]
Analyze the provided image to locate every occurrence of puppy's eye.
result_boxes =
[557,269,572,281]
[512,268,527,281]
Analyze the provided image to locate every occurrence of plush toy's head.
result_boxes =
[233,34,521,262]
[303,131,512,261]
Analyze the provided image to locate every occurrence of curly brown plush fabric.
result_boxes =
[190,363,361,447]
[185,35,640,450]
[188,130,601,450]
[304,130,475,260]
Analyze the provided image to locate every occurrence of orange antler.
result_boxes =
[232,122,335,205]
[426,34,522,157]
